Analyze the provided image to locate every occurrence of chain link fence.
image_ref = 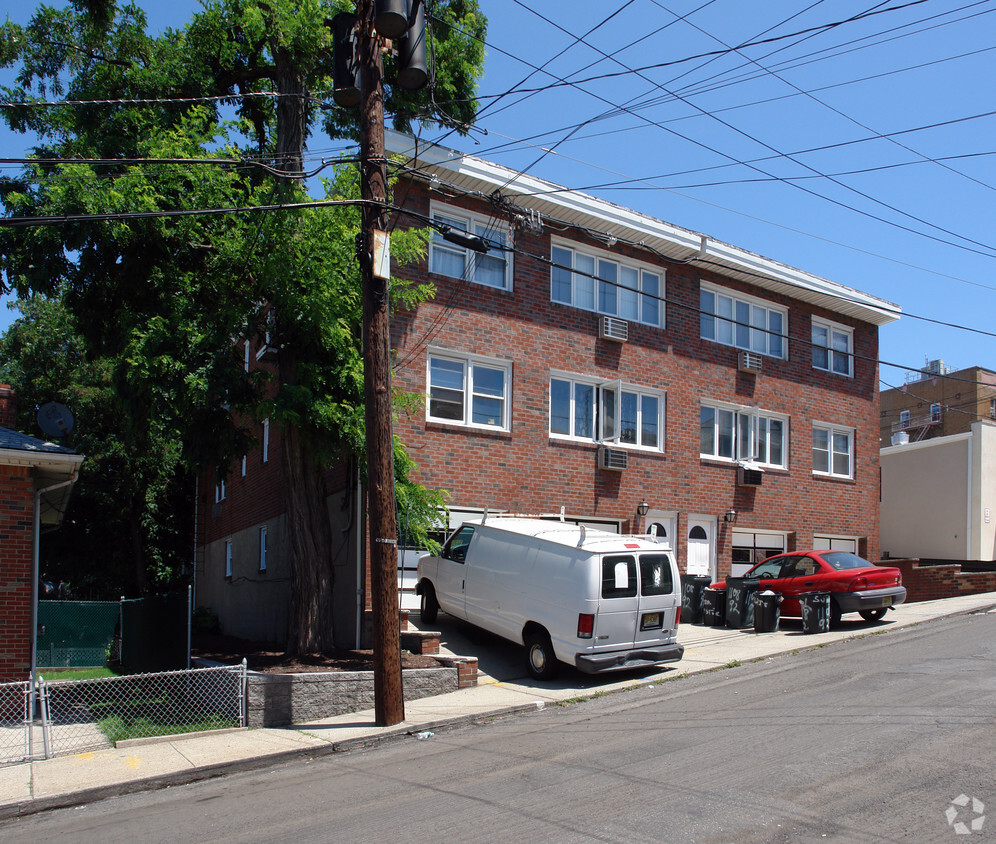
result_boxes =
[0,682,31,765]
[6,662,248,761]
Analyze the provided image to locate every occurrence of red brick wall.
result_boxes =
[891,560,996,602]
[388,180,882,576]
[0,384,16,429]
[0,465,34,681]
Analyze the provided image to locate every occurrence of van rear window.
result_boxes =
[639,554,674,596]
[602,556,637,598]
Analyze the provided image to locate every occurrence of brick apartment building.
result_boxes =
[0,386,82,681]
[879,361,996,445]
[195,132,900,648]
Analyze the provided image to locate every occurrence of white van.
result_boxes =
[416,516,684,680]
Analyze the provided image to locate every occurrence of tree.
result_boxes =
[0,0,485,649]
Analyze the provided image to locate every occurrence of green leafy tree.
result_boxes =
[0,0,484,650]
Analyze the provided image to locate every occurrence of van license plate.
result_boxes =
[641,613,662,631]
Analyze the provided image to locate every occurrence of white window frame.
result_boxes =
[930,403,942,423]
[699,282,787,359]
[262,418,270,463]
[550,239,664,328]
[244,340,250,372]
[813,534,858,553]
[224,539,233,578]
[813,421,854,479]
[899,409,910,429]
[550,372,664,451]
[426,349,512,431]
[699,400,788,468]
[241,455,247,477]
[259,526,268,572]
[215,479,226,503]
[812,317,853,377]
[429,202,512,291]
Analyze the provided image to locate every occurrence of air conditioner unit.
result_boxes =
[599,446,628,471]
[598,316,629,342]
[738,351,762,374]
[737,465,763,487]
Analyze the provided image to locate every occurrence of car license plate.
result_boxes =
[641,613,661,630]
[883,596,892,606]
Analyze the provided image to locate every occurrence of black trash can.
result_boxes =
[753,590,782,633]
[701,587,726,627]
[725,577,759,628]
[800,591,831,634]
[681,575,712,625]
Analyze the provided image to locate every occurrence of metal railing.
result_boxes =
[0,662,247,765]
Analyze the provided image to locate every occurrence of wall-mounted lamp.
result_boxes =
[723,508,737,523]
[636,500,650,517]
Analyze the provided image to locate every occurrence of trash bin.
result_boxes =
[800,591,831,634]
[725,577,759,628]
[701,587,726,627]
[681,575,712,625]
[753,590,782,633]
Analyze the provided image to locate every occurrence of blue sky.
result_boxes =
[2,0,995,390]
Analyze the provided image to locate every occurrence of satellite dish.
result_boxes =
[37,402,74,439]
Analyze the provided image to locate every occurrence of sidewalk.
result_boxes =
[2,592,994,820]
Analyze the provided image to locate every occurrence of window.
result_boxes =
[990,398,995,420]
[244,341,250,372]
[442,525,475,563]
[215,480,226,503]
[259,526,268,572]
[262,418,270,463]
[430,204,510,290]
[930,403,942,423]
[427,351,510,430]
[225,539,233,578]
[551,242,663,327]
[813,422,854,479]
[639,554,674,596]
[602,555,637,598]
[812,318,853,376]
[550,375,663,450]
[700,402,787,468]
[700,284,786,358]
[899,410,910,429]
[241,455,247,477]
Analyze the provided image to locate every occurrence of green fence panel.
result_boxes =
[37,601,119,668]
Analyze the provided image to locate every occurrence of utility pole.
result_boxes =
[356,0,405,727]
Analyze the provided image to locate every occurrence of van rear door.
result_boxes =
[594,554,640,652]
[633,552,678,647]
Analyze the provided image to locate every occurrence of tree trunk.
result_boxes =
[272,48,338,655]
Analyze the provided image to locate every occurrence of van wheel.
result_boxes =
[525,630,558,681]
[420,583,439,625]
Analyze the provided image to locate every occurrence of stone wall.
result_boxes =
[245,656,477,728]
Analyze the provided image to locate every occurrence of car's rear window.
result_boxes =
[639,554,674,596]
[821,552,870,570]
[602,555,637,598]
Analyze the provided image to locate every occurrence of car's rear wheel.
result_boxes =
[525,629,558,680]
[419,582,439,624]
[859,608,888,622]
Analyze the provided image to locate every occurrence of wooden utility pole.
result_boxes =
[357,0,405,727]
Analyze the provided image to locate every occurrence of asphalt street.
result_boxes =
[5,609,994,843]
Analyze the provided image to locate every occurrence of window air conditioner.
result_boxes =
[738,351,762,374]
[599,446,628,471]
[738,465,763,487]
[598,316,629,342]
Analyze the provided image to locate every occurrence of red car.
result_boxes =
[710,551,906,627]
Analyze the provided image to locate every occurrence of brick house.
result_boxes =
[194,132,900,647]
[880,362,996,445]
[0,385,83,681]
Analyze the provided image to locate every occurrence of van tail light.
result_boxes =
[675,606,681,626]
[577,613,594,639]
